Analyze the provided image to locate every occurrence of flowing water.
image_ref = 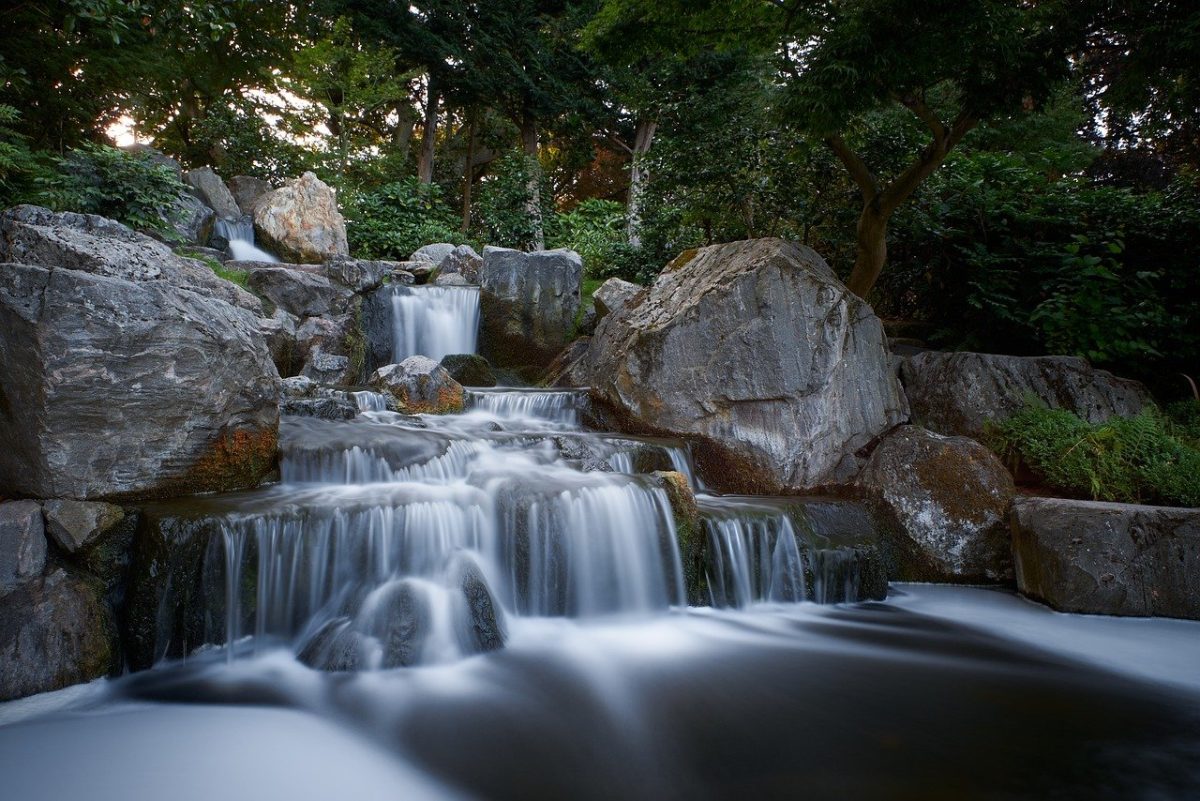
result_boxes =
[215,217,279,262]
[3,311,1199,799]
[388,285,480,361]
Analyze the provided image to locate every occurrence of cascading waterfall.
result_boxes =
[214,216,278,262]
[466,388,586,424]
[390,285,480,361]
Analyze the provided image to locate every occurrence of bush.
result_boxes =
[343,177,461,260]
[985,405,1200,507]
[36,143,189,237]
[471,152,548,250]
[547,199,655,284]
[0,104,48,208]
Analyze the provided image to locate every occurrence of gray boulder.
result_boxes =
[1011,497,1200,620]
[0,260,279,500]
[902,352,1152,439]
[323,257,394,294]
[258,308,300,376]
[437,244,483,284]
[859,426,1015,582]
[434,271,470,286]
[453,555,505,654]
[592,277,642,324]
[0,569,118,701]
[170,192,217,246]
[479,246,582,372]
[42,500,125,554]
[227,175,275,216]
[246,265,353,319]
[370,357,465,414]
[184,166,241,220]
[0,500,46,595]
[545,337,593,388]
[301,350,354,386]
[254,172,349,264]
[410,243,456,266]
[440,354,497,387]
[588,238,907,493]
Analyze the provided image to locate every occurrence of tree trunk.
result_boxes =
[520,112,544,251]
[417,81,439,185]
[847,204,889,299]
[626,119,656,248]
[461,116,476,234]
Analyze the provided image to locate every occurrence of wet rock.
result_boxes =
[246,265,353,319]
[553,436,615,473]
[259,308,299,376]
[859,425,1015,583]
[808,545,889,603]
[408,262,435,284]
[296,617,362,671]
[901,352,1152,440]
[254,172,349,264]
[437,244,483,284]
[371,357,465,414]
[479,246,582,372]
[184,166,241,221]
[392,269,416,285]
[322,256,393,294]
[300,350,354,386]
[0,258,279,500]
[281,375,318,398]
[42,500,125,554]
[1011,497,1200,620]
[592,277,642,324]
[369,581,431,668]
[227,175,275,216]
[440,353,497,387]
[281,395,358,420]
[454,556,505,654]
[588,238,907,493]
[0,205,263,314]
[0,500,46,594]
[651,471,702,602]
[0,569,118,701]
[410,243,456,266]
[545,337,593,388]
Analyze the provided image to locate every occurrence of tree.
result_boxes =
[587,0,1081,296]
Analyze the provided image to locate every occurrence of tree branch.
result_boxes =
[879,109,977,215]
[825,135,879,202]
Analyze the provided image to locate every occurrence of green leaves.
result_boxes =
[344,177,463,260]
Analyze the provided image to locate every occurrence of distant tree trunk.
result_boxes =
[461,116,476,234]
[417,80,439,184]
[626,119,656,248]
[520,111,544,250]
[392,101,417,158]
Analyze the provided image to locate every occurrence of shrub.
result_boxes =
[0,104,47,208]
[985,405,1200,507]
[471,153,547,250]
[37,143,188,237]
[343,177,461,260]
[547,199,655,284]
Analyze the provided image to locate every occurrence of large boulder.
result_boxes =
[253,172,349,264]
[479,246,582,373]
[0,500,47,595]
[170,192,217,246]
[245,265,353,319]
[370,357,465,414]
[901,352,1152,439]
[0,210,280,500]
[184,166,241,221]
[437,244,483,284]
[0,205,262,315]
[1011,497,1200,620]
[440,353,497,387]
[42,500,125,554]
[322,256,393,294]
[227,175,275,216]
[0,568,119,701]
[410,243,456,266]
[858,426,1015,582]
[588,239,907,493]
[592,277,642,324]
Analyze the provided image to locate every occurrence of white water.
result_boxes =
[390,285,479,361]
[466,388,584,424]
[214,217,279,262]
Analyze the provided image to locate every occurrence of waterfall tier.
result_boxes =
[389,285,480,362]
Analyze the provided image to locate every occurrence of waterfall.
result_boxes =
[214,217,278,262]
[390,285,479,362]
[466,388,586,424]
[701,507,807,607]
[352,391,389,413]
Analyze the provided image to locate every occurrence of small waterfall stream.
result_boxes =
[214,217,278,262]
[389,285,480,361]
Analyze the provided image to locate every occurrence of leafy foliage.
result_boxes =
[985,406,1200,507]
[37,144,188,237]
[343,177,462,260]
[471,153,547,250]
[0,105,48,208]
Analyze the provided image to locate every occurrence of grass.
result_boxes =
[181,249,251,289]
[984,404,1200,508]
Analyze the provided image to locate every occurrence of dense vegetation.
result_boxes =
[1,0,1197,393]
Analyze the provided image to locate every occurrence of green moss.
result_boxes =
[985,405,1200,507]
[184,251,251,289]
[345,303,367,382]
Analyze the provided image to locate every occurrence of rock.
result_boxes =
[281,375,318,398]
[453,555,505,654]
[588,239,907,493]
[184,166,241,220]
[576,306,598,337]
[259,308,299,376]
[300,350,354,386]
[0,205,263,315]
[369,580,431,668]
[297,617,363,671]
[123,144,183,181]
[0,500,46,595]
[651,471,703,602]
[410,243,456,266]
[370,357,465,414]
[858,426,1015,583]
[176,245,228,264]
[901,352,1152,440]
[170,192,217,246]
[227,175,275,216]
[479,247,583,372]
[1011,497,1200,620]
[246,265,353,319]
[0,260,279,500]
[253,172,349,264]
[281,395,358,420]
[545,337,593,388]
[0,569,118,701]
[592,277,642,323]
[434,271,470,286]
[392,269,416,285]
[437,244,483,284]
[440,353,497,387]
[41,500,125,554]
[408,262,435,284]
[323,256,393,294]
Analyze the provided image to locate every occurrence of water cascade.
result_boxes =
[389,285,480,361]
[214,217,278,262]
[465,388,586,424]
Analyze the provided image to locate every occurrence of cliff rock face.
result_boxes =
[587,238,907,492]
[253,172,349,264]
